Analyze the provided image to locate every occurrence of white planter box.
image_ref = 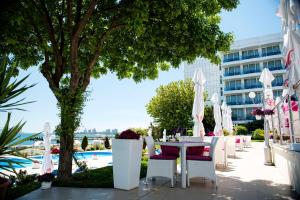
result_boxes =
[41,181,52,189]
[112,139,143,190]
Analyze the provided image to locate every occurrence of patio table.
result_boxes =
[155,141,211,188]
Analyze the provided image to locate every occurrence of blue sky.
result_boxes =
[2,0,281,133]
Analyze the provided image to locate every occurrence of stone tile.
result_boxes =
[18,143,298,200]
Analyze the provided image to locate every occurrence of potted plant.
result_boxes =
[112,129,143,190]
[251,108,274,120]
[37,173,54,189]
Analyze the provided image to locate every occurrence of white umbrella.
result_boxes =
[221,102,228,132]
[162,129,167,142]
[227,106,234,134]
[259,68,275,165]
[147,128,152,137]
[277,0,300,94]
[41,122,53,174]
[192,68,206,138]
[211,93,223,136]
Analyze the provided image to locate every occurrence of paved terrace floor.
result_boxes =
[19,142,298,200]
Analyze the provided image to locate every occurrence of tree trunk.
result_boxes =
[56,91,85,180]
[57,133,74,180]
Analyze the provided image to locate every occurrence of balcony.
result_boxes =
[243,68,261,74]
[224,72,241,77]
[223,57,240,63]
[268,66,284,71]
[242,54,260,60]
[244,99,262,104]
[262,51,281,57]
[244,84,262,89]
[272,81,284,87]
[232,116,246,121]
[224,86,243,91]
[227,101,244,105]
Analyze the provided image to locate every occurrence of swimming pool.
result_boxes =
[0,151,112,170]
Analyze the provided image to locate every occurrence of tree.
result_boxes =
[0,56,36,175]
[81,136,88,151]
[0,0,239,179]
[104,136,110,149]
[147,80,214,133]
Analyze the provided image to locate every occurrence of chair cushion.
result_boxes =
[150,154,177,160]
[161,145,180,157]
[187,146,204,156]
[236,138,241,143]
[203,146,210,152]
[186,155,212,161]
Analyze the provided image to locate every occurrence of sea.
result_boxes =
[17,132,115,146]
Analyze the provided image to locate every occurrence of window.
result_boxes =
[246,108,255,120]
[223,52,239,62]
[272,75,283,87]
[224,66,241,76]
[245,92,262,104]
[244,78,262,89]
[232,108,244,120]
[242,49,259,59]
[262,45,281,56]
[273,90,283,99]
[243,63,261,74]
[226,94,243,105]
[263,60,282,71]
[225,80,242,91]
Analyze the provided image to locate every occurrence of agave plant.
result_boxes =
[0,57,35,112]
[0,56,37,176]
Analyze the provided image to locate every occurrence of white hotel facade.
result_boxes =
[184,33,286,124]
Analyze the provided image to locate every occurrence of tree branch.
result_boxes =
[37,0,63,85]
[70,0,98,93]
[41,52,60,97]
[82,23,126,90]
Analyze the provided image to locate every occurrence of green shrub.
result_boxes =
[223,129,230,136]
[114,133,119,139]
[245,120,264,132]
[187,130,193,136]
[81,136,88,151]
[6,182,41,199]
[53,162,148,188]
[252,129,264,140]
[235,125,248,135]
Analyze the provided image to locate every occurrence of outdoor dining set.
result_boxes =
[145,135,252,189]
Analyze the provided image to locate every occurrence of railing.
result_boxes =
[271,90,300,145]
[245,99,262,104]
[224,72,241,77]
[243,69,261,74]
[227,101,244,105]
[242,54,260,60]
[262,51,281,57]
[272,81,284,87]
[223,57,240,63]
[244,84,262,89]
[224,86,243,91]
[268,66,284,71]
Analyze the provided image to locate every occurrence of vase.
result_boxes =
[41,181,52,189]
[255,115,262,120]
[112,139,143,190]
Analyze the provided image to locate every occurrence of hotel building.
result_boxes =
[184,33,285,124]
[222,33,285,124]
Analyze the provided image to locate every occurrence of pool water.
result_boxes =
[0,151,112,170]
